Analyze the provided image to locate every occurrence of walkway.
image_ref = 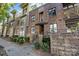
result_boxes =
[0,38,50,56]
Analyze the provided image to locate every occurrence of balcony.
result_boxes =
[36,19,48,25]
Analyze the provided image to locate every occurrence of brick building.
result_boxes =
[2,3,79,55]
[28,3,79,55]
[28,3,68,42]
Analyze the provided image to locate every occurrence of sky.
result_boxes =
[10,3,22,12]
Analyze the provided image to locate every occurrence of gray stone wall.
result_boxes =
[50,33,79,56]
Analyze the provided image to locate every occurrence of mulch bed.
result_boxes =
[1,37,31,46]
[33,49,51,56]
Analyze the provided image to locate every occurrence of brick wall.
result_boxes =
[50,33,79,56]
[28,3,67,42]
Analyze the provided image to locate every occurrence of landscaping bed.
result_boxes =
[34,36,50,53]
[33,48,51,56]
[10,35,30,44]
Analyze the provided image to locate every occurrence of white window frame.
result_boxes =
[32,16,35,21]
[50,24,57,33]
[31,27,35,34]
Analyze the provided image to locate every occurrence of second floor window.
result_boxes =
[31,5,37,10]
[32,16,35,21]
[48,7,56,16]
[21,21,24,26]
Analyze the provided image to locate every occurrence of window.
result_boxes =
[21,27,24,31]
[50,24,57,33]
[32,16,35,21]
[48,7,56,16]
[21,21,24,26]
[31,27,35,34]
[31,5,37,10]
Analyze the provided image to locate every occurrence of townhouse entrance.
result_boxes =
[31,24,44,43]
[36,23,51,53]
[38,11,44,35]
[38,24,44,35]
[36,22,47,35]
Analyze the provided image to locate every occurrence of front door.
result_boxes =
[39,24,44,35]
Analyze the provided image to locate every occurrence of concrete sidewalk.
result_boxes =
[0,38,38,56]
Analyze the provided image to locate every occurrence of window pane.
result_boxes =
[48,7,56,16]
[50,24,57,33]
[54,24,57,32]
[31,27,35,33]
[32,16,35,21]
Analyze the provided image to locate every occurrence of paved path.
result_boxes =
[0,38,39,56]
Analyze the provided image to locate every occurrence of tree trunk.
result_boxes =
[1,19,5,37]
[5,18,9,37]
[12,15,16,36]
[12,25,16,36]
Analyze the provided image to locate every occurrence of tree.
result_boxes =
[11,9,17,36]
[0,3,14,36]
[5,14,10,36]
[20,3,28,14]
[20,3,29,37]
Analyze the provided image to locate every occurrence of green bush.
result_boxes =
[11,35,30,44]
[16,37,19,42]
[18,36,26,44]
[13,37,18,42]
[25,37,30,42]
[10,35,18,42]
[41,43,49,52]
[42,37,50,45]
[34,42,40,49]
[41,37,50,52]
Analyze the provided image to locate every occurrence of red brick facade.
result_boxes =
[28,3,66,38]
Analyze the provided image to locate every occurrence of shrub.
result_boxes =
[1,35,3,37]
[11,35,30,44]
[41,43,49,52]
[6,35,9,37]
[25,37,30,42]
[42,37,50,45]
[13,35,18,38]
[34,42,40,49]
[16,37,19,42]
[10,36,13,41]
[18,36,26,44]
[41,37,50,52]
[11,35,18,42]
[13,37,18,42]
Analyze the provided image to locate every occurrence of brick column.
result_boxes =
[56,5,67,33]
